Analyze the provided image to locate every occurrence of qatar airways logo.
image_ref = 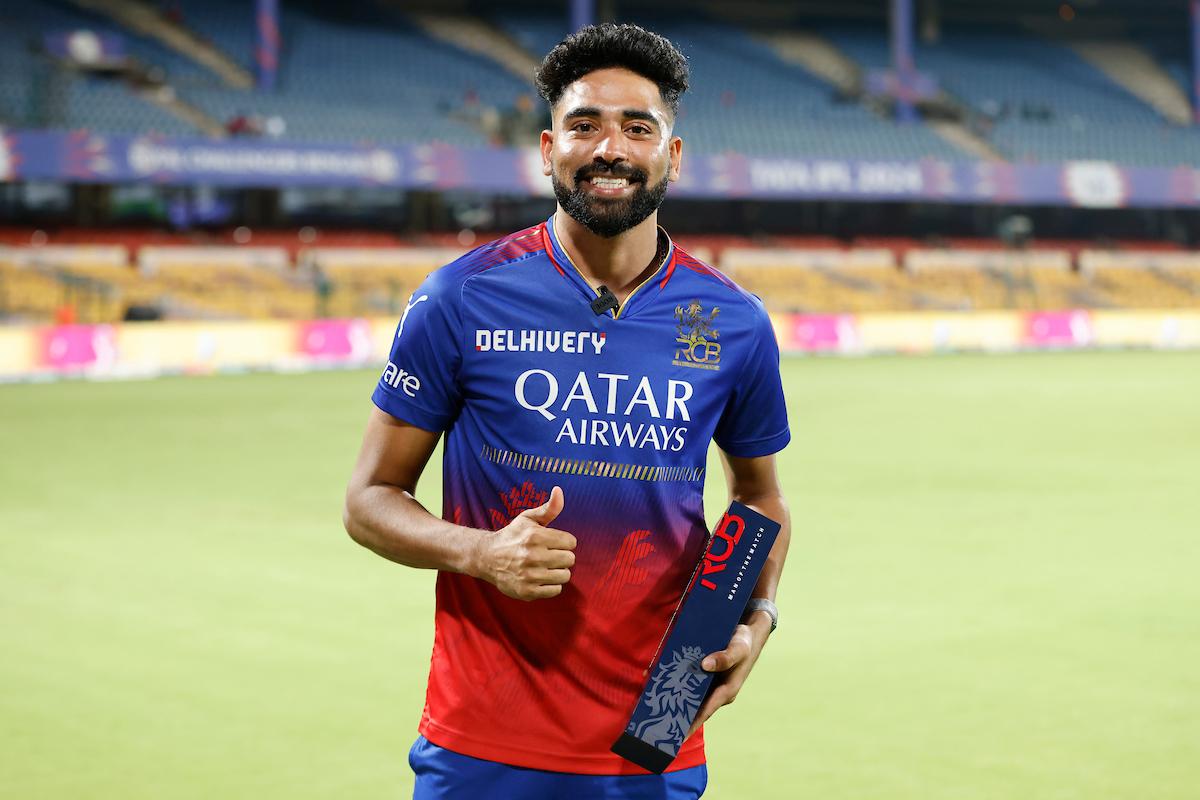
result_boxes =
[514,369,693,451]
[477,329,606,355]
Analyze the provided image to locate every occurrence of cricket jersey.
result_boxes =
[372,214,790,775]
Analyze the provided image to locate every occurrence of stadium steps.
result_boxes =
[754,31,860,94]
[400,10,540,85]
[925,119,1003,160]
[133,82,226,138]
[1064,40,1192,125]
[68,0,253,89]
[758,28,1001,161]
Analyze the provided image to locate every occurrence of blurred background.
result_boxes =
[1,1,1198,798]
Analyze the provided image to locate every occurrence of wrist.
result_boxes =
[459,527,492,581]
[742,597,778,635]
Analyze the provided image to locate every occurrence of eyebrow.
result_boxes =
[562,107,660,126]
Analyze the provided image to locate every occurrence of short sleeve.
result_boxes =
[713,302,791,458]
[371,272,463,432]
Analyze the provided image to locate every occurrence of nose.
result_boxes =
[591,126,628,164]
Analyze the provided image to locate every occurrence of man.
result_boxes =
[344,23,791,799]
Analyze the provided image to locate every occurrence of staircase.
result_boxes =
[1067,40,1192,126]
[756,31,860,94]
[926,119,1003,160]
[135,83,226,138]
[758,30,1004,161]
[402,11,539,84]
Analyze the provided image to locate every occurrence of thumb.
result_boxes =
[521,486,564,525]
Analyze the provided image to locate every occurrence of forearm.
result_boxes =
[343,482,485,576]
[731,490,790,603]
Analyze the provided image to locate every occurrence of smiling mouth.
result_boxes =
[586,176,632,190]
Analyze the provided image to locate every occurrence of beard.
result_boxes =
[551,160,670,239]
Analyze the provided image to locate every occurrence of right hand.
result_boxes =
[473,486,576,601]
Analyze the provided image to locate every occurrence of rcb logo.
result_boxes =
[672,299,721,371]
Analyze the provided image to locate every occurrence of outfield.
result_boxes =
[1,351,1197,799]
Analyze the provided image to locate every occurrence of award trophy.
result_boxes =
[612,501,781,773]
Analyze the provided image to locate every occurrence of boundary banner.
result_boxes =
[2,311,1199,382]
[4,130,1200,207]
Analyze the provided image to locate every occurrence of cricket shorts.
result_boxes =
[410,735,708,799]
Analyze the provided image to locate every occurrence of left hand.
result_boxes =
[685,612,772,740]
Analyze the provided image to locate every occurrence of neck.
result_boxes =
[553,209,663,300]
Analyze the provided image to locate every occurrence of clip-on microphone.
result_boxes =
[590,285,619,316]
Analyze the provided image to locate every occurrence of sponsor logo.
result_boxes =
[673,300,721,371]
[476,329,606,355]
[396,293,428,339]
[513,369,693,452]
[382,361,421,397]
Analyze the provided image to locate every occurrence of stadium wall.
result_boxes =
[3,310,1199,382]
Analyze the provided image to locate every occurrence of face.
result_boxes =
[541,67,683,238]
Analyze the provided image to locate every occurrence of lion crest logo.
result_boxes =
[629,645,707,755]
[673,301,721,370]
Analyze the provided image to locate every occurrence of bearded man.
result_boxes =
[343,23,791,800]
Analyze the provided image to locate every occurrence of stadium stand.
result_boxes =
[495,12,973,160]
[0,1,199,136]
[5,231,1200,324]
[6,2,1199,167]
[820,23,1200,166]
[173,0,531,145]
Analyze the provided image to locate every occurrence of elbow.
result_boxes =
[342,490,370,548]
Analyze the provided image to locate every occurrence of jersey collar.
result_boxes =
[541,213,677,320]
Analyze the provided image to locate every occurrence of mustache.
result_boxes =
[575,161,648,184]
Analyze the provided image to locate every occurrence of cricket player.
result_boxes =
[344,23,791,799]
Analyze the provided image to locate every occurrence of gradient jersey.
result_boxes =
[372,216,790,775]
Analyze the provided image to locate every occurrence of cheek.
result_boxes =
[551,145,582,175]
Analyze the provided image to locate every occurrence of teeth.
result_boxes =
[591,177,628,188]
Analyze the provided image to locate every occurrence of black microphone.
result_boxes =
[590,285,619,316]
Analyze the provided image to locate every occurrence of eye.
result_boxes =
[627,124,652,135]
[572,121,596,133]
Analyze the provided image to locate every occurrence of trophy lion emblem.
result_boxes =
[630,645,707,755]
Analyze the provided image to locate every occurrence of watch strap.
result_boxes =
[744,598,778,634]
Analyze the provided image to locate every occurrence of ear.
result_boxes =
[667,135,683,183]
[540,129,554,176]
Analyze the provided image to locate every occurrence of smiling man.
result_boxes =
[344,23,791,800]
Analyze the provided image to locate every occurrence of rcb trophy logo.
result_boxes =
[629,645,707,756]
[672,300,721,371]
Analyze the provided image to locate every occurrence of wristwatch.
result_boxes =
[743,598,779,634]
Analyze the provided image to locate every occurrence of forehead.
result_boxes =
[554,67,668,120]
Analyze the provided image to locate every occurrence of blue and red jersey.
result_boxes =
[372,215,789,775]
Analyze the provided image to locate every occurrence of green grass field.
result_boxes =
[2,351,1198,799]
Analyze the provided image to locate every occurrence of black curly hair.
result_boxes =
[535,23,690,118]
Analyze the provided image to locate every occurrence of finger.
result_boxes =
[530,567,572,585]
[521,486,564,525]
[526,583,564,600]
[686,691,725,739]
[701,642,748,673]
[545,529,577,551]
[542,549,576,569]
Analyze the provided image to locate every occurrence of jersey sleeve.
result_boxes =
[713,301,791,458]
[371,271,463,432]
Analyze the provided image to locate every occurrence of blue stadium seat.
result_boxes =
[497,13,971,161]
[821,23,1200,166]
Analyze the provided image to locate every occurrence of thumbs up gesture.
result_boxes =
[474,486,577,601]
